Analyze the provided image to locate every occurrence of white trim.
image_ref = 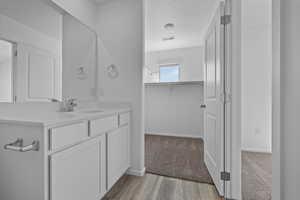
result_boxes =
[242,148,272,154]
[271,0,281,199]
[145,132,202,139]
[224,0,234,199]
[228,0,242,199]
[141,0,146,175]
[126,167,146,177]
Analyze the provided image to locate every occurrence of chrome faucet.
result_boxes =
[61,98,77,112]
[48,97,78,112]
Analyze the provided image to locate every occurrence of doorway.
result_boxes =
[143,0,229,199]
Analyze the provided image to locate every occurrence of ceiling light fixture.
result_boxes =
[162,36,175,41]
[164,23,175,31]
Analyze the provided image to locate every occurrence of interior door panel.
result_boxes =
[204,2,225,196]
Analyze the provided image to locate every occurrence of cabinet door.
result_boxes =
[50,139,100,200]
[107,125,130,190]
[98,134,107,198]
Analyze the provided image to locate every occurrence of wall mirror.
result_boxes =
[0,0,97,103]
[62,13,97,101]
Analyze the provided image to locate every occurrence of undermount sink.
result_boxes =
[48,113,76,119]
[77,110,104,114]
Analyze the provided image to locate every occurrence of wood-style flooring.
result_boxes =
[103,173,221,200]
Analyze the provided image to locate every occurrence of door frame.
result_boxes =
[271,0,281,199]
[223,0,234,198]
[11,42,17,103]
[224,0,241,199]
[228,0,281,199]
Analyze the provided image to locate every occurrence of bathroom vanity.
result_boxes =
[0,106,131,200]
[0,1,136,200]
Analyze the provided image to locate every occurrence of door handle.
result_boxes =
[200,104,206,108]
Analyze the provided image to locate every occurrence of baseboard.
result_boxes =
[126,167,146,177]
[145,132,202,139]
[242,147,272,154]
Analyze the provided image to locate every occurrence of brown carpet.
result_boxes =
[242,151,272,200]
[145,134,214,184]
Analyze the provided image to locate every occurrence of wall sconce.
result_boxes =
[77,66,88,80]
[106,64,119,79]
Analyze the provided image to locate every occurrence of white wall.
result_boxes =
[280,0,300,199]
[96,0,144,174]
[0,1,62,56]
[0,0,62,40]
[0,0,62,103]
[145,46,204,82]
[145,84,203,138]
[230,0,242,198]
[51,0,97,30]
[62,14,97,100]
[241,0,272,153]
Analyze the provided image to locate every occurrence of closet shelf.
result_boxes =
[144,81,203,86]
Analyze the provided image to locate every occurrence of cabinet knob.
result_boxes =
[200,104,206,108]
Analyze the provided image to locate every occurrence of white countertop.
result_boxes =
[0,104,131,127]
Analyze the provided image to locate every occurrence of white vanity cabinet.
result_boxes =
[0,110,131,200]
[50,138,101,200]
[49,125,108,200]
[90,112,130,192]
[107,125,130,190]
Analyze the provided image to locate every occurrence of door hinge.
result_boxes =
[221,93,232,104]
[14,50,18,57]
[225,92,232,104]
[221,171,231,181]
[220,93,232,104]
[221,15,231,25]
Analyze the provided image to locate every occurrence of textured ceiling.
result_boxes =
[146,0,220,52]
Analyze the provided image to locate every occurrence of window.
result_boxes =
[159,64,180,82]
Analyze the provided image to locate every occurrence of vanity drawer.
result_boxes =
[49,122,88,150]
[119,112,130,126]
[89,115,118,136]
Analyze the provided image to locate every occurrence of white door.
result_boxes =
[203,2,225,195]
[15,43,61,102]
[50,140,100,200]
